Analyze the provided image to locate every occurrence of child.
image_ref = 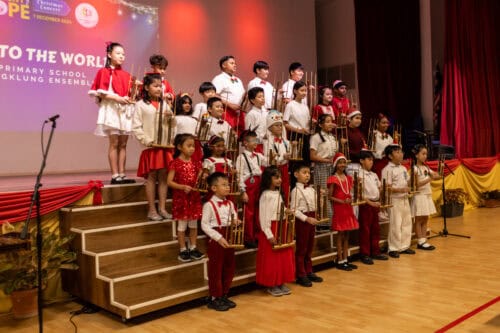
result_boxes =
[381,144,414,258]
[312,86,335,124]
[257,166,295,296]
[290,163,323,287]
[310,114,338,229]
[235,130,266,247]
[357,150,388,264]
[201,172,239,311]
[203,136,233,176]
[282,62,305,104]
[88,42,136,184]
[327,153,359,271]
[264,111,291,203]
[245,87,268,152]
[331,80,351,115]
[212,55,246,131]
[283,81,311,162]
[148,54,174,105]
[167,133,205,262]
[175,93,204,164]
[412,144,440,250]
[193,82,216,120]
[207,97,232,146]
[372,113,394,178]
[247,60,275,110]
[346,108,365,175]
[133,73,175,220]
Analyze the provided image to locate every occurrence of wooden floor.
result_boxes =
[2,208,500,333]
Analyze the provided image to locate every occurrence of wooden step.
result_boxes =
[101,183,146,204]
[60,202,151,233]
[79,221,174,253]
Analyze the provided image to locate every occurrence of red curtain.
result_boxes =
[0,180,103,225]
[354,0,422,145]
[402,155,499,176]
[440,0,500,158]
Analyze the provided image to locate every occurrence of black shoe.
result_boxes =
[120,177,136,184]
[372,254,389,261]
[417,243,436,251]
[400,248,416,255]
[360,255,374,265]
[190,248,205,260]
[111,176,123,184]
[316,225,331,233]
[244,241,258,249]
[221,295,236,308]
[296,276,313,287]
[178,250,191,262]
[347,262,358,269]
[388,251,400,258]
[307,273,323,283]
[336,262,352,271]
[207,298,230,311]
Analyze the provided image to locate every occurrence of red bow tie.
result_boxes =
[303,184,309,188]
[231,77,238,83]
[217,120,224,124]
[260,80,266,85]
[218,200,230,207]
[274,137,282,143]
[251,152,257,157]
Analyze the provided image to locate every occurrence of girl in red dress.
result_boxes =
[312,86,335,125]
[327,153,359,271]
[256,166,295,296]
[167,133,205,262]
[133,74,175,221]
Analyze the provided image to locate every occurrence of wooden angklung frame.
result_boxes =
[315,184,330,223]
[273,185,296,250]
[224,203,245,249]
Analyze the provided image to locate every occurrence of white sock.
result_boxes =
[189,245,196,250]
[112,173,120,179]
[119,173,126,178]
[180,247,187,252]
[418,238,426,245]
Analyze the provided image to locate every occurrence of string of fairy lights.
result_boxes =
[106,0,159,25]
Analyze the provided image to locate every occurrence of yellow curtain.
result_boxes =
[431,162,500,212]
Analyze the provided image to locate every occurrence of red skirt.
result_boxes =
[137,148,173,178]
[255,222,295,287]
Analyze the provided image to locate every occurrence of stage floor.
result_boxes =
[0,171,140,193]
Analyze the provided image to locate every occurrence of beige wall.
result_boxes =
[0,0,316,176]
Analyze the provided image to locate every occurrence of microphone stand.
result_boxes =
[20,117,58,333]
[429,159,470,239]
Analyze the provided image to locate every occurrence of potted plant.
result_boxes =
[0,226,77,319]
[442,188,470,218]
[479,190,500,208]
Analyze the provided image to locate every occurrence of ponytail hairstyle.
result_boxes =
[105,42,124,68]
[316,113,334,142]
[141,73,162,104]
[292,80,306,98]
[175,93,193,115]
[318,86,333,105]
[203,135,225,159]
[173,133,195,158]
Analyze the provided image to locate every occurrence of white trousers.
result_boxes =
[388,197,413,252]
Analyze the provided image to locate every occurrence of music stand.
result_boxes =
[429,157,470,239]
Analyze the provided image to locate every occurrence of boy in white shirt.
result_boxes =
[248,60,274,110]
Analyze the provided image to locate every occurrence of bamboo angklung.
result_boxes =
[351,170,366,206]
[196,114,211,142]
[273,185,295,250]
[393,123,402,145]
[336,112,350,162]
[367,118,377,152]
[289,131,303,161]
[194,170,208,193]
[379,178,393,209]
[315,184,329,223]
[151,93,175,148]
[409,157,418,196]
[225,203,245,249]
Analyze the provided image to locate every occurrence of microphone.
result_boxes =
[48,114,60,122]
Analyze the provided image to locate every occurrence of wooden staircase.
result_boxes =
[61,183,390,320]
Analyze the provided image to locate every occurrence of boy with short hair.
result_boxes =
[248,60,274,110]
[201,172,239,311]
[245,87,268,152]
[358,150,388,264]
[290,163,324,287]
[148,54,174,104]
[235,130,266,247]
[381,144,415,258]
[193,81,216,120]
[207,96,231,146]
